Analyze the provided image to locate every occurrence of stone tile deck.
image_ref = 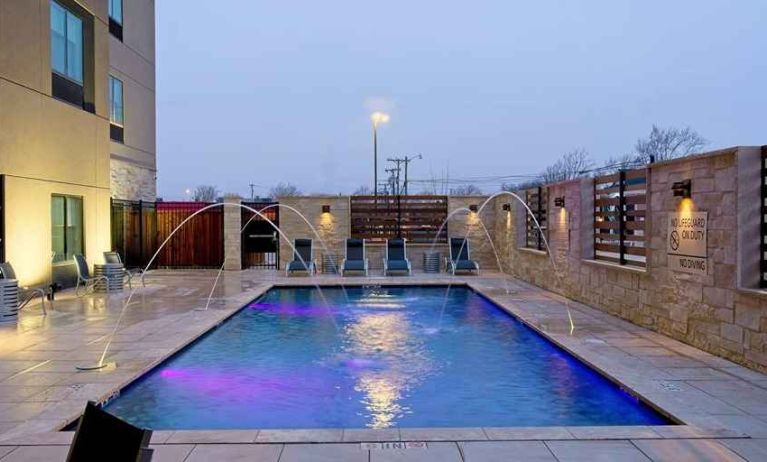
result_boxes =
[0,269,766,460]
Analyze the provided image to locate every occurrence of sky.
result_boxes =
[156,0,766,199]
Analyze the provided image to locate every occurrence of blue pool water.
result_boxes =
[105,286,670,429]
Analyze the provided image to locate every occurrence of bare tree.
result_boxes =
[193,185,219,202]
[501,179,543,192]
[540,148,594,183]
[635,125,707,162]
[599,153,643,174]
[269,182,302,198]
[449,184,483,196]
[352,185,372,195]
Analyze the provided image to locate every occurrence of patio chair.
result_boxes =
[103,251,146,288]
[341,238,368,276]
[447,237,480,275]
[0,262,48,315]
[285,239,316,276]
[383,238,412,276]
[67,401,153,462]
[74,254,109,296]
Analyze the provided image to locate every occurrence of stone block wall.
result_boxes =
[495,147,767,371]
[223,198,242,271]
[110,159,156,201]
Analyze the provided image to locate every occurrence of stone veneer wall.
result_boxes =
[223,198,242,271]
[110,159,156,201]
[494,147,767,371]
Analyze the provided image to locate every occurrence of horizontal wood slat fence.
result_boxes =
[350,195,448,243]
[594,168,648,267]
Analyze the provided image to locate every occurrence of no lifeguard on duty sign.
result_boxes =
[667,211,708,275]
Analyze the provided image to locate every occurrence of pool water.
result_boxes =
[105,286,671,429]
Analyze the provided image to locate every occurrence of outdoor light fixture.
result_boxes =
[322,205,331,214]
[554,196,565,207]
[672,179,692,198]
[502,203,511,212]
[469,204,478,212]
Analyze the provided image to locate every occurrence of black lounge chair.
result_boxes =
[67,401,153,462]
[383,238,412,276]
[0,262,49,314]
[447,237,480,275]
[285,239,316,275]
[342,238,368,276]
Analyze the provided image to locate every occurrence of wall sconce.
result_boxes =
[671,179,692,198]
[322,205,331,214]
[502,203,511,212]
[554,197,565,208]
[469,204,478,213]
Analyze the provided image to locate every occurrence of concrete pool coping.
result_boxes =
[0,271,765,451]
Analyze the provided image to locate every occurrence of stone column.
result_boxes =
[223,197,242,271]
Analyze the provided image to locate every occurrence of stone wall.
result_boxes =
[495,147,767,371]
[223,198,242,271]
[110,159,156,201]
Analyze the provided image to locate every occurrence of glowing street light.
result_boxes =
[371,112,390,196]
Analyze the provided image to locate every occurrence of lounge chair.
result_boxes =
[285,239,316,275]
[103,251,146,288]
[341,239,369,276]
[383,238,412,276]
[74,255,110,296]
[67,401,153,462]
[447,237,480,275]
[0,262,48,314]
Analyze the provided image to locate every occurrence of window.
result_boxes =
[52,195,84,264]
[109,76,124,142]
[594,168,647,267]
[108,0,123,40]
[50,1,83,83]
[524,187,548,251]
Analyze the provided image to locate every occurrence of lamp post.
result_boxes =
[370,112,390,196]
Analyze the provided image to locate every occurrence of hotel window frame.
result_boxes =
[109,75,125,142]
[50,0,95,112]
[51,195,84,265]
[108,0,123,41]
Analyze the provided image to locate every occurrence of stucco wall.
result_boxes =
[496,147,767,371]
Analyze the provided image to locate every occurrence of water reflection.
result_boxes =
[343,310,433,428]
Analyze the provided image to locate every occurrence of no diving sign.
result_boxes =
[667,211,708,275]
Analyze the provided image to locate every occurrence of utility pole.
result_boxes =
[249,183,256,200]
[402,154,422,195]
[387,155,422,196]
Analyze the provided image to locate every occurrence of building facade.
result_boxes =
[0,0,156,286]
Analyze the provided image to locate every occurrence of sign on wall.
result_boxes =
[667,211,708,275]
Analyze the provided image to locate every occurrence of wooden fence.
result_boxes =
[524,187,548,251]
[594,168,648,267]
[350,195,448,243]
[111,200,224,268]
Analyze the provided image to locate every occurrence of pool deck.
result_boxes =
[1,270,766,461]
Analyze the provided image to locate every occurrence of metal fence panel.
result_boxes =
[594,168,647,267]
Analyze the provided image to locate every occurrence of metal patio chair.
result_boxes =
[103,251,146,288]
[74,255,109,297]
[0,262,48,314]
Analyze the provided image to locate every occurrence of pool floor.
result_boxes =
[104,285,671,429]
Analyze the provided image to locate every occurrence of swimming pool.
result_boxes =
[104,285,671,429]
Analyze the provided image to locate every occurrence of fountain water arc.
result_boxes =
[77,202,334,371]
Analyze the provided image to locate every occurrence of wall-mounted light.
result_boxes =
[469,204,478,213]
[322,205,331,214]
[554,197,565,208]
[502,203,511,212]
[671,179,692,198]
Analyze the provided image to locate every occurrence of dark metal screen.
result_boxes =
[594,168,647,267]
[350,195,448,243]
[761,146,767,288]
[241,201,279,269]
[524,187,548,250]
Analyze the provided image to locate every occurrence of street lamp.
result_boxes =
[371,111,390,196]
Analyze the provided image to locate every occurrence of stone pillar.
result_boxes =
[223,197,242,271]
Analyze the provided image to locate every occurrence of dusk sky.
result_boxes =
[156,1,766,199]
